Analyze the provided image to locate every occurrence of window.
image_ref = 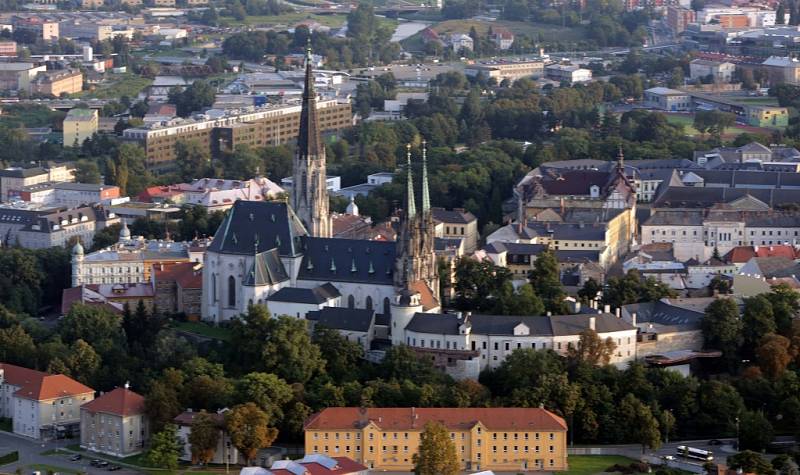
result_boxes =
[227,275,236,307]
[383,297,391,316]
[366,296,373,310]
[348,295,355,308]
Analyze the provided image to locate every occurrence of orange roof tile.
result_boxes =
[304,407,567,432]
[726,245,800,263]
[81,387,144,416]
[1,363,94,401]
[409,280,439,311]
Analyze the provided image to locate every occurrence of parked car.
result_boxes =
[89,460,103,467]
[708,439,723,446]
[68,454,82,461]
[107,465,121,471]
[98,461,110,468]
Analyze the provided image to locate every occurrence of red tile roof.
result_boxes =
[0,363,94,401]
[154,262,203,289]
[725,245,800,263]
[304,407,567,432]
[81,387,144,416]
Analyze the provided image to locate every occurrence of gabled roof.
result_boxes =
[304,407,567,432]
[244,248,290,286]
[725,245,800,263]
[267,283,340,304]
[81,387,144,417]
[208,201,307,257]
[405,312,634,337]
[431,207,476,225]
[0,363,94,401]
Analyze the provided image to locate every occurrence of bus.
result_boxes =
[676,446,714,462]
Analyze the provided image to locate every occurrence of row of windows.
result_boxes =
[312,444,556,454]
[313,431,555,441]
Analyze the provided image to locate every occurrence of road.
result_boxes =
[0,431,142,475]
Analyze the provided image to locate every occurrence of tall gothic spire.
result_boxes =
[291,41,330,237]
[297,39,323,160]
[405,143,416,219]
[421,140,430,214]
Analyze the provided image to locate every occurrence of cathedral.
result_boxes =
[201,46,440,330]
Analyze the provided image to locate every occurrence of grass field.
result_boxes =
[432,19,588,42]
[664,113,768,137]
[564,455,640,475]
[227,12,348,27]
[83,74,153,100]
[172,321,232,341]
[736,97,780,106]
[27,463,80,474]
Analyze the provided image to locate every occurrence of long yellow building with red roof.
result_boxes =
[303,407,568,472]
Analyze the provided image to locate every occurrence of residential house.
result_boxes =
[175,410,246,465]
[644,87,692,111]
[431,208,479,253]
[0,363,94,440]
[153,262,203,319]
[63,109,98,148]
[80,386,148,457]
[490,27,514,50]
[690,59,736,82]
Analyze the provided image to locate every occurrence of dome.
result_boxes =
[72,241,84,256]
[119,219,131,241]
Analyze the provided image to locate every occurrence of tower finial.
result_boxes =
[421,139,430,214]
[306,36,312,58]
[406,143,416,219]
[617,145,624,172]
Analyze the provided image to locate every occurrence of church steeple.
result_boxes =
[616,145,625,174]
[405,143,416,219]
[291,41,330,237]
[421,140,430,214]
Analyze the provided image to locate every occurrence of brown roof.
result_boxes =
[304,407,568,432]
[154,262,203,289]
[409,280,439,311]
[0,363,94,401]
[174,410,226,427]
[81,387,144,416]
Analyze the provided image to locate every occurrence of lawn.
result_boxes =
[172,321,232,341]
[27,463,80,474]
[564,455,640,475]
[81,74,153,100]
[227,12,348,27]
[664,113,765,137]
[432,19,588,42]
[736,97,780,106]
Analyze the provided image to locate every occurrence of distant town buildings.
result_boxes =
[0,163,75,201]
[30,69,83,97]
[465,59,546,83]
[63,108,98,147]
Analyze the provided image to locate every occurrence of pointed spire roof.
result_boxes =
[405,143,416,219]
[616,145,625,173]
[298,39,323,159]
[421,140,430,214]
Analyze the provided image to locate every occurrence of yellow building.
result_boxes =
[30,69,83,97]
[63,108,98,147]
[304,407,568,473]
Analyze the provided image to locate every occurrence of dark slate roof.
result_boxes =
[297,237,395,285]
[435,237,463,251]
[631,158,702,170]
[485,242,547,255]
[0,167,47,178]
[267,283,341,304]
[208,200,307,256]
[25,206,98,234]
[554,250,602,263]
[621,300,705,332]
[527,222,606,241]
[405,312,635,336]
[653,186,800,209]
[431,207,476,224]
[644,210,705,226]
[243,248,290,286]
[307,307,375,332]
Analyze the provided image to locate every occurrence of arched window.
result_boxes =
[211,273,217,302]
[348,295,355,308]
[365,296,373,311]
[228,276,236,307]
[383,297,391,316]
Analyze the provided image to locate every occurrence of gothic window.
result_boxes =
[383,297,391,317]
[366,296,373,311]
[211,273,217,302]
[302,172,307,198]
[228,276,236,307]
[348,295,355,308]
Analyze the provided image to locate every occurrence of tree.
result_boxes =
[743,295,777,352]
[739,411,774,452]
[667,67,684,88]
[313,326,363,382]
[413,421,459,475]
[567,329,617,366]
[702,298,743,364]
[74,159,101,184]
[175,140,210,182]
[145,424,182,470]
[145,369,185,433]
[777,2,786,24]
[709,274,731,295]
[261,316,325,384]
[169,80,216,117]
[235,372,294,424]
[617,394,661,453]
[188,411,221,465]
[0,325,36,366]
[578,278,602,304]
[729,451,776,475]
[453,257,512,312]
[65,339,101,386]
[528,249,566,314]
[756,333,794,379]
[225,403,278,466]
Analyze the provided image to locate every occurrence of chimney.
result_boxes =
[589,316,596,331]
[616,308,621,318]
[603,304,611,313]
[631,312,637,327]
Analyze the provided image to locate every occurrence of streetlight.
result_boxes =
[735,416,740,450]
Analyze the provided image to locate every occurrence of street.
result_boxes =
[0,431,142,475]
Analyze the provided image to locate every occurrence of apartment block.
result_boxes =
[0,163,75,201]
[63,108,98,147]
[122,99,352,170]
[465,60,545,83]
[80,387,148,457]
[304,407,568,472]
[30,69,83,97]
